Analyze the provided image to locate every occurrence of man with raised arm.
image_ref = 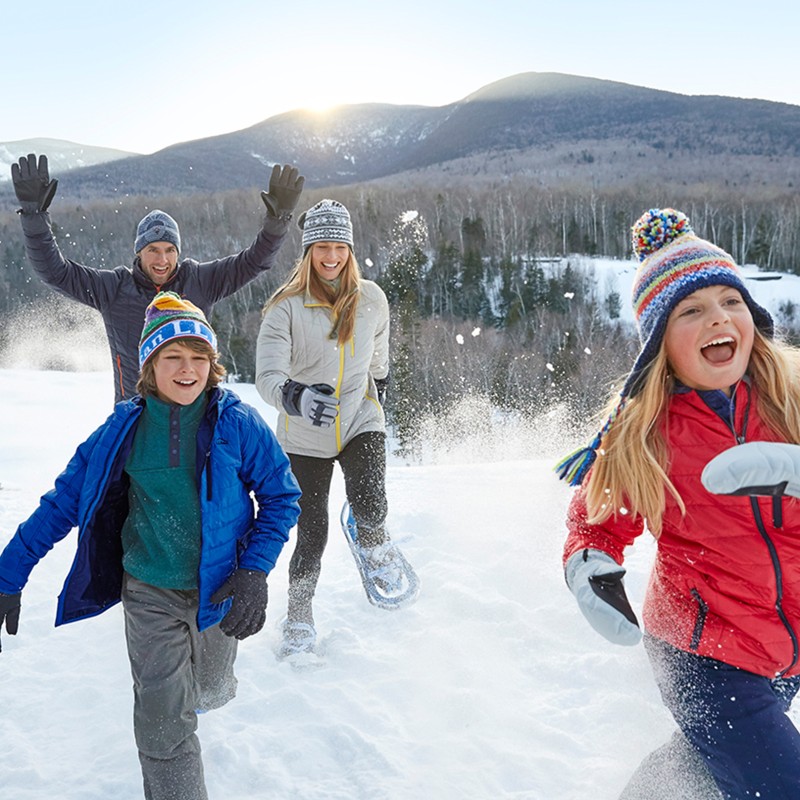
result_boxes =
[11,153,304,402]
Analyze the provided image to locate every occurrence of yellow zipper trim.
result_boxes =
[335,344,345,452]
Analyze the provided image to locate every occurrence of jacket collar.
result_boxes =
[132,256,181,292]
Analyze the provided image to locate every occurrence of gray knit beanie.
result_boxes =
[298,199,353,252]
[134,210,181,254]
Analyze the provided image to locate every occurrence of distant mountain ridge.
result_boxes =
[0,138,138,183]
[1,72,799,204]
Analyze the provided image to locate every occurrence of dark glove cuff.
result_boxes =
[18,209,52,236]
[281,379,306,416]
[261,211,292,237]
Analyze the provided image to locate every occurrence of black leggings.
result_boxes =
[286,431,387,622]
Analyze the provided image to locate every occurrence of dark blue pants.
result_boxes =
[645,634,800,799]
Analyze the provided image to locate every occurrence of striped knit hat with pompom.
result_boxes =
[138,292,217,369]
[555,207,773,486]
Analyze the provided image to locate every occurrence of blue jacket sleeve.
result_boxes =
[0,426,101,594]
[233,406,301,573]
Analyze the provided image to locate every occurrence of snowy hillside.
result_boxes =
[569,255,800,328]
[0,368,690,800]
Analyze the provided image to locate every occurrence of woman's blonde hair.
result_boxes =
[136,338,226,398]
[584,329,800,536]
[262,244,362,345]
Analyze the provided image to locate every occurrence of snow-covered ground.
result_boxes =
[0,367,676,800]
[3,256,800,798]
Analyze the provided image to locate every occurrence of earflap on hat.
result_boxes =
[138,291,217,369]
[299,199,354,252]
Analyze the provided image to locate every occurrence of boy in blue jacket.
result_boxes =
[0,292,301,800]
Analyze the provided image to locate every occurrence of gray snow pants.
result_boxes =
[122,574,238,800]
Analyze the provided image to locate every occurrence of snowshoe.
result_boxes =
[277,620,317,660]
[340,501,420,610]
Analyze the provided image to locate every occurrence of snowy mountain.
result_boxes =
[0,138,137,182]
[1,71,798,202]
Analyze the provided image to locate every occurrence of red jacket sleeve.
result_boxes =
[563,486,645,567]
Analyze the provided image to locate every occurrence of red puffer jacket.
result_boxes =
[563,380,800,678]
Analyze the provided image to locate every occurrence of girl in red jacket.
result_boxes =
[557,208,800,798]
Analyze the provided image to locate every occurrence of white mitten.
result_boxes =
[702,441,800,498]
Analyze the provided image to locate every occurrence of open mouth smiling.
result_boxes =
[700,336,736,363]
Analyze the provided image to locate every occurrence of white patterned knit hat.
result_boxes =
[298,199,353,252]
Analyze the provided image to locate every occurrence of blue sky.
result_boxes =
[2,0,797,154]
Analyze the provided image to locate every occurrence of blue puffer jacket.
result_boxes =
[0,388,301,631]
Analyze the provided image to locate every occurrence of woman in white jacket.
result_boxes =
[256,199,393,656]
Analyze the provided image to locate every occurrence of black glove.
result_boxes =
[210,569,268,640]
[0,591,21,652]
[11,153,58,214]
[282,380,339,427]
[374,376,389,407]
[260,164,305,220]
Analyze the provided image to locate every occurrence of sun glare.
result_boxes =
[301,100,340,114]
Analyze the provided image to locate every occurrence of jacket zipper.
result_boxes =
[750,496,798,676]
[731,381,798,675]
[690,589,708,650]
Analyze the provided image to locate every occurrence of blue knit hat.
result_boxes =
[555,208,774,486]
[134,210,181,254]
[139,292,217,369]
[298,199,353,253]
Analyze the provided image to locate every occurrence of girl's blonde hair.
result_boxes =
[262,244,362,345]
[136,338,226,398]
[584,330,800,536]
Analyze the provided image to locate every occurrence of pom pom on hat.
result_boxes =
[139,292,217,369]
[298,199,353,252]
[135,210,181,254]
[631,208,691,262]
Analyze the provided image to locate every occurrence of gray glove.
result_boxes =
[0,591,21,652]
[565,549,641,646]
[281,380,339,427]
[260,164,305,220]
[210,569,268,640]
[11,153,58,214]
[702,441,800,498]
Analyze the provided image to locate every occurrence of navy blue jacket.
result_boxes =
[0,388,301,631]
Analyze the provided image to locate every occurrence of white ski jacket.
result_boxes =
[255,280,390,458]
